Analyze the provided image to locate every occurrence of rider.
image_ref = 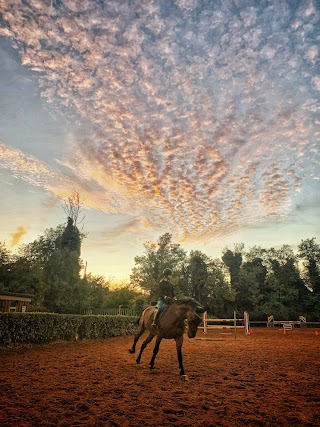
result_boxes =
[151,268,175,328]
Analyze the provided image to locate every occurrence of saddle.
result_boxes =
[152,305,168,325]
[152,298,175,326]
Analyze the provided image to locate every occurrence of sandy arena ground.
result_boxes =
[1,328,319,427]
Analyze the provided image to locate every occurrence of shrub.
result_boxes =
[0,313,138,345]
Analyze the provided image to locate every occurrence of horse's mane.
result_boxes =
[175,297,202,309]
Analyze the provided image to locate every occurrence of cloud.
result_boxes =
[10,225,28,247]
[0,0,319,242]
[0,140,109,209]
[312,76,320,90]
[100,217,152,241]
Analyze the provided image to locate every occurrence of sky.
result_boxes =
[0,0,319,282]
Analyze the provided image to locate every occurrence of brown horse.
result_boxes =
[129,298,204,379]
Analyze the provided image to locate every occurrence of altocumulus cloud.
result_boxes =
[0,141,107,207]
[0,0,319,241]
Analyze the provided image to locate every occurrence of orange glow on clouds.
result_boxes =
[0,0,319,246]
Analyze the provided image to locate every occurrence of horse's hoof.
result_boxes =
[136,360,141,364]
[129,349,135,354]
[180,375,189,381]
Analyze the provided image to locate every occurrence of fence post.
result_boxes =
[234,310,237,340]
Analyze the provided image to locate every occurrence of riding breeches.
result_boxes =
[157,298,165,312]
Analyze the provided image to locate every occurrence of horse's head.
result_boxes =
[186,311,203,338]
[176,298,205,338]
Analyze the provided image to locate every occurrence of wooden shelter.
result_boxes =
[0,291,33,313]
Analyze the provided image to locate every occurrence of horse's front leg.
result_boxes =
[149,336,162,371]
[136,333,155,364]
[175,335,186,377]
[129,324,146,354]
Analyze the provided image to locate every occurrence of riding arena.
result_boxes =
[1,316,319,426]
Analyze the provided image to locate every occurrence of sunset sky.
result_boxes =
[0,0,319,282]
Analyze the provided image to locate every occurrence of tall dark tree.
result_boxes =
[179,251,232,314]
[239,257,267,314]
[260,244,310,319]
[62,190,86,229]
[205,259,234,317]
[222,248,243,289]
[298,238,320,295]
[188,251,209,303]
[222,245,243,310]
[60,217,81,254]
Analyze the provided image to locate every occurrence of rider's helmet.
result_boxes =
[162,268,173,277]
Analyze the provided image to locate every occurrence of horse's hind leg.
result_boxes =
[136,333,155,364]
[129,324,146,354]
[149,336,162,371]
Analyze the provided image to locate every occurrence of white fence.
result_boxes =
[83,308,138,316]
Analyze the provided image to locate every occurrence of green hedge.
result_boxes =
[0,313,138,345]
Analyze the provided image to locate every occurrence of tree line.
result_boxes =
[130,233,320,321]
[1,216,319,320]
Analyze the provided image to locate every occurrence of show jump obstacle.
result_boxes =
[267,315,307,329]
[201,311,250,337]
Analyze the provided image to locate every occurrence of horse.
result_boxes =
[129,298,205,379]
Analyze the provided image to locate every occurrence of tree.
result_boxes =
[62,190,86,229]
[18,221,84,313]
[0,242,12,291]
[59,193,85,282]
[105,286,141,309]
[239,257,267,314]
[42,249,82,313]
[131,294,149,314]
[188,251,209,303]
[261,248,309,319]
[204,259,233,317]
[178,251,232,315]
[298,238,320,295]
[130,233,187,299]
[60,217,81,255]
[179,250,212,304]
[58,217,82,286]
[77,273,110,314]
[222,246,243,289]
[19,225,65,265]
[7,256,46,311]
[222,245,243,310]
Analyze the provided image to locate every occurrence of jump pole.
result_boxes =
[203,311,208,334]
[244,311,250,335]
